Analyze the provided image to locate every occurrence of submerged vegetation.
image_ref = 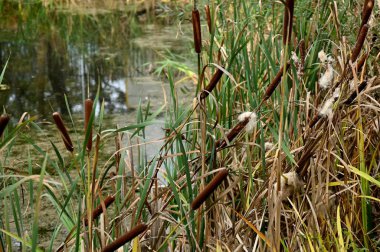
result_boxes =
[1,0,380,251]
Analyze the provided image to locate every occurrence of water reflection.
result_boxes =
[0,1,187,117]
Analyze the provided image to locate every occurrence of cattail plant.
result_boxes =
[283,0,294,45]
[205,5,212,33]
[263,62,291,101]
[360,0,374,31]
[191,168,229,210]
[52,112,74,152]
[84,195,115,226]
[84,99,93,152]
[192,9,202,53]
[102,223,148,252]
[215,112,257,149]
[351,24,369,62]
[0,114,10,138]
[200,67,224,99]
[344,80,368,105]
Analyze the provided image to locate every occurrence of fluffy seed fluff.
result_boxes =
[264,142,274,151]
[318,50,327,63]
[318,62,334,89]
[273,171,304,201]
[319,88,340,117]
[238,112,257,133]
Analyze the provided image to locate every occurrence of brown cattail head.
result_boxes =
[356,53,368,73]
[344,80,368,105]
[215,118,249,149]
[191,168,229,210]
[85,195,115,226]
[192,10,202,53]
[205,5,212,33]
[308,114,321,129]
[361,0,374,29]
[102,223,148,252]
[299,39,306,67]
[200,67,224,99]
[263,62,291,101]
[84,99,93,152]
[52,112,74,152]
[0,114,10,138]
[283,0,295,46]
[351,24,369,62]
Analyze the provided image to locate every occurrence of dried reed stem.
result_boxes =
[283,0,294,45]
[191,168,229,210]
[351,24,369,62]
[102,223,148,252]
[52,112,74,152]
[0,114,10,138]
[200,68,224,99]
[84,99,93,152]
[192,10,202,53]
[85,195,115,226]
[263,62,291,101]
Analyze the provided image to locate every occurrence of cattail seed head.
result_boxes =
[283,0,294,45]
[351,24,369,62]
[192,10,202,53]
[344,80,368,105]
[85,195,115,226]
[263,62,291,101]
[102,223,148,252]
[52,112,74,152]
[237,112,257,133]
[0,114,10,138]
[191,168,229,210]
[84,99,93,152]
[215,119,249,149]
[361,0,374,29]
[299,39,306,65]
[200,68,224,99]
[205,5,212,33]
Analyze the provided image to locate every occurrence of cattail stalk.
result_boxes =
[191,168,229,210]
[52,112,74,152]
[85,195,115,226]
[192,10,202,53]
[351,24,369,62]
[84,99,93,152]
[283,0,294,45]
[263,62,291,101]
[0,114,10,138]
[200,68,224,99]
[102,223,148,252]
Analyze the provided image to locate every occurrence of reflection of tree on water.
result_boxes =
[0,1,184,117]
[47,37,69,114]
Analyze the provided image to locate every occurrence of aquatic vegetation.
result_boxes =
[1,0,380,251]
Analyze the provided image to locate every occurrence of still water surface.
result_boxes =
[0,1,192,118]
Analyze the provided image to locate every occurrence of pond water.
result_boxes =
[0,0,193,118]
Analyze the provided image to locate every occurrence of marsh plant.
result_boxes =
[1,0,380,251]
